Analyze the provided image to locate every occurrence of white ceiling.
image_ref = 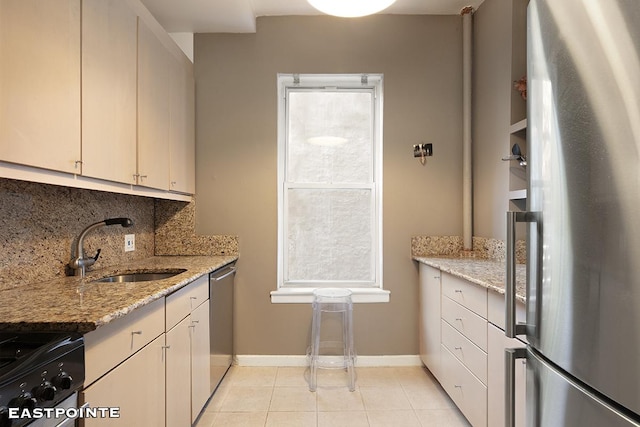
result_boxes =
[140,0,485,33]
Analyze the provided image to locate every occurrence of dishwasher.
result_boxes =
[209,262,236,393]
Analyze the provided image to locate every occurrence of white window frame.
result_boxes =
[271,73,389,303]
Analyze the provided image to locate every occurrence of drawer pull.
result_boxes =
[455,317,464,322]
[190,296,198,300]
[131,330,142,336]
[454,289,463,294]
[454,385,462,389]
[455,346,463,350]
[162,345,171,349]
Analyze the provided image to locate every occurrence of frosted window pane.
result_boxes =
[287,92,372,183]
[287,189,373,282]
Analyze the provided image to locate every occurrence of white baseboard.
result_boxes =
[234,354,422,367]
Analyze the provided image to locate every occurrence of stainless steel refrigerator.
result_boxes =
[505,0,640,425]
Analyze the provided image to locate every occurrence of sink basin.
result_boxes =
[93,269,186,283]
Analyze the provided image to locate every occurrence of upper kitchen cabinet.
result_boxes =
[81,0,138,185]
[137,17,171,190]
[0,0,196,199]
[168,52,196,194]
[0,0,81,174]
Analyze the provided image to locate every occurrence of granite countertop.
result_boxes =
[413,256,527,303]
[0,255,238,333]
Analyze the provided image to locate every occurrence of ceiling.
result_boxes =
[140,0,485,33]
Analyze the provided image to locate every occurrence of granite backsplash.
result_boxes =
[411,235,526,264]
[0,178,237,290]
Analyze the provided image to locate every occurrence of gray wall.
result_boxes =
[194,15,463,356]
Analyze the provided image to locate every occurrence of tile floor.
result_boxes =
[194,365,471,427]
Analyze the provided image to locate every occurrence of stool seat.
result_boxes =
[309,288,356,392]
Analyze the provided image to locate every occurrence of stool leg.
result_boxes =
[309,303,321,392]
[344,306,356,392]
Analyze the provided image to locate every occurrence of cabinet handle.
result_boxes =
[190,296,198,300]
[162,345,171,349]
[454,385,462,389]
[454,346,462,350]
[191,320,199,324]
[131,330,142,336]
[455,317,463,322]
[454,289,463,294]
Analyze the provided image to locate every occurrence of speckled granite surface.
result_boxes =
[413,256,526,303]
[411,235,526,264]
[0,179,155,290]
[155,198,238,256]
[0,255,237,333]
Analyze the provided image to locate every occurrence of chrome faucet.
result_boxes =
[69,218,134,277]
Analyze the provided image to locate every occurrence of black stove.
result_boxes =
[0,332,84,427]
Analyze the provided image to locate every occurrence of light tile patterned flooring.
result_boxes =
[195,365,471,427]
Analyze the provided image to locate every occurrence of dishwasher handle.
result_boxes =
[210,265,236,281]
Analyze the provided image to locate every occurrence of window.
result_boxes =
[271,74,388,303]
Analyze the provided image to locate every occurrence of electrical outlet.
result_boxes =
[125,234,135,252]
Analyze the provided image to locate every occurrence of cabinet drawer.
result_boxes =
[441,320,487,385]
[442,273,487,318]
[441,345,487,427]
[166,275,209,329]
[85,297,165,386]
[442,295,487,351]
[487,290,526,335]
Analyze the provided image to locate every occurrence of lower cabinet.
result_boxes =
[441,344,487,427]
[165,274,211,426]
[81,334,166,426]
[418,264,527,426]
[166,316,192,427]
[81,275,212,426]
[418,263,442,380]
[190,301,211,420]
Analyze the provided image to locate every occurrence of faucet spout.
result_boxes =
[69,217,134,277]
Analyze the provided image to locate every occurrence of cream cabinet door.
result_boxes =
[81,334,166,426]
[166,316,191,427]
[487,323,526,427]
[0,0,81,173]
[191,300,211,421]
[418,263,442,380]
[137,17,170,190]
[81,0,137,184]
[168,52,195,194]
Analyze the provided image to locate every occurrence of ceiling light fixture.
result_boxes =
[307,0,397,18]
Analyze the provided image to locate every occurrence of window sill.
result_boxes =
[270,287,390,303]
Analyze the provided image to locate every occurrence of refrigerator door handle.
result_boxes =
[505,347,527,427]
[506,211,540,338]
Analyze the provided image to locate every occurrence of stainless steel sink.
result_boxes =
[93,269,186,283]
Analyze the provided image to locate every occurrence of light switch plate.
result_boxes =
[125,234,135,252]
